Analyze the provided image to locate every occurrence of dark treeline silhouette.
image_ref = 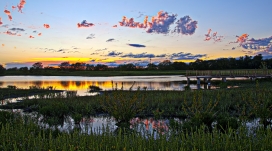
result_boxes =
[1,54,272,74]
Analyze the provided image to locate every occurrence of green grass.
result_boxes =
[1,112,272,151]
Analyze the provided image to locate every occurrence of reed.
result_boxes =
[101,89,147,124]
[1,112,272,150]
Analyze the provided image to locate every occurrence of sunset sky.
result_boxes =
[1,0,272,68]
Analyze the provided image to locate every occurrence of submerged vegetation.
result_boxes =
[1,80,272,150]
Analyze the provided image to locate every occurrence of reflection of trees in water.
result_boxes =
[32,81,42,87]
[60,81,70,88]
[97,81,105,85]
[75,81,81,87]
[86,81,184,91]
[160,82,171,88]
[0,79,186,91]
[97,82,106,89]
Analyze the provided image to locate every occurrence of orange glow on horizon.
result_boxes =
[29,57,91,62]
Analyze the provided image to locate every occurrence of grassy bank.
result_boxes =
[0,86,63,100]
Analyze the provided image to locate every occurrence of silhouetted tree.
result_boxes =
[7,67,18,71]
[0,64,6,74]
[95,64,108,71]
[146,63,157,70]
[70,62,86,70]
[228,58,238,69]
[158,60,174,70]
[242,55,252,69]
[266,58,272,69]
[19,67,28,72]
[172,61,188,70]
[117,63,136,71]
[32,62,43,70]
[59,62,70,70]
[252,54,263,69]
[44,66,56,70]
[30,62,43,74]
[86,64,95,71]
[216,58,231,69]
[189,59,206,70]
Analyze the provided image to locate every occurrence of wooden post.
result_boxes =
[197,78,201,84]
[204,78,207,89]
[187,78,190,85]
[197,78,201,89]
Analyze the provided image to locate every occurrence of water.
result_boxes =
[20,110,175,139]
[0,76,248,95]
[9,109,265,139]
[0,75,195,96]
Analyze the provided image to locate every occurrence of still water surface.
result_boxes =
[0,75,196,95]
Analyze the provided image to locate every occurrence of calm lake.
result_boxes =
[0,75,197,95]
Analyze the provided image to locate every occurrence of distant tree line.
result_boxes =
[0,54,272,74]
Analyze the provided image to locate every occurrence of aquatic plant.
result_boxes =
[182,90,219,132]
[245,81,272,128]
[102,89,146,124]
[88,85,102,92]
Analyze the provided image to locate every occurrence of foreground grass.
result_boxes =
[3,70,186,77]
[1,113,272,151]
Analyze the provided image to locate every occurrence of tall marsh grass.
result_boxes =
[1,112,272,150]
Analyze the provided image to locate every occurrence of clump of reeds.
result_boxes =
[101,82,146,124]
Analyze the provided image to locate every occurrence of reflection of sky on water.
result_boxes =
[0,76,189,95]
[0,76,245,96]
[4,109,265,139]
[40,115,174,139]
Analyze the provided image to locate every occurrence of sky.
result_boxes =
[0,0,272,68]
